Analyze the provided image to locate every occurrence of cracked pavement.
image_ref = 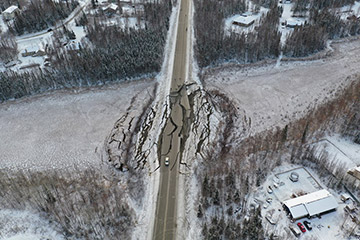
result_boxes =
[152,0,192,238]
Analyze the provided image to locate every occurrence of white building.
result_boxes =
[286,18,303,28]
[103,3,119,15]
[283,189,338,220]
[232,14,258,27]
[2,5,20,21]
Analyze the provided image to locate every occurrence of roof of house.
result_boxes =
[3,5,19,14]
[103,3,118,11]
[286,18,303,26]
[108,3,118,11]
[233,15,258,25]
[283,189,338,219]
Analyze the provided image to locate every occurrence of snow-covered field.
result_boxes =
[0,80,155,172]
[0,209,64,240]
[204,37,360,136]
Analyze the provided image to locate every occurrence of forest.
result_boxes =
[194,0,360,67]
[284,7,360,57]
[0,0,174,102]
[0,33,17,63]
[8,0,79,35]
[194,0,281,68]
[0,168,133,239]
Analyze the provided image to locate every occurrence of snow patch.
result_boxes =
[0,209,64,240]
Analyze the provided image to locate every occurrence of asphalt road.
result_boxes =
[152,0,191,239]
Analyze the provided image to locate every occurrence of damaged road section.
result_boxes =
[153,85,192,240]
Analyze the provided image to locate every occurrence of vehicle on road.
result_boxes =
[303,221,312,230]
[297,222,306,232]
[164,156,169,166]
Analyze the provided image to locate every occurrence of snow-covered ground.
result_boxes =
[314,135,360,174]
[250,164,358,239]
[0,80,155,172]
[0,209,64,240]
[0,15,9,33]
[204,37,360,136]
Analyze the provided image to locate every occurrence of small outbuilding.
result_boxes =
[2,5,20,21]
[283,189,338,220]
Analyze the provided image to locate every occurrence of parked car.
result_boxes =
[289,225,301,237]
[297,222,306,232]
[303,221,312,230]
[164,156,169,166]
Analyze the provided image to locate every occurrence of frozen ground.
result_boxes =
[0,209,64,240]
[0,80,155,172]
[250,164,358,239]
[204,37,360,136]
[314,135,360,174]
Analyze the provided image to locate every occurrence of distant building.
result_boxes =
[286,19,303,28]
[232,14,257,27]
[283,189,338,220]
[348,166,360,180]
[122,5,135,16]
[103,3,119,15]
[2,5,20,21]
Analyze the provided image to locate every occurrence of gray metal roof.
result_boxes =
[283,190,338,219]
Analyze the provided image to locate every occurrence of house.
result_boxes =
[348,166,360,180]
[283,189,338,220]
[2,5,20,21]
[286,19,303,28]
[232,15,257,27]
[103,3,119,15]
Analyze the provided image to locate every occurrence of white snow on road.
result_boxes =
[0,80,155,172]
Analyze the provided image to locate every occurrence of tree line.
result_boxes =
[0,33,17,63]
[284,8,360,57]
[194,0,360,66]
[293,0,356,13]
